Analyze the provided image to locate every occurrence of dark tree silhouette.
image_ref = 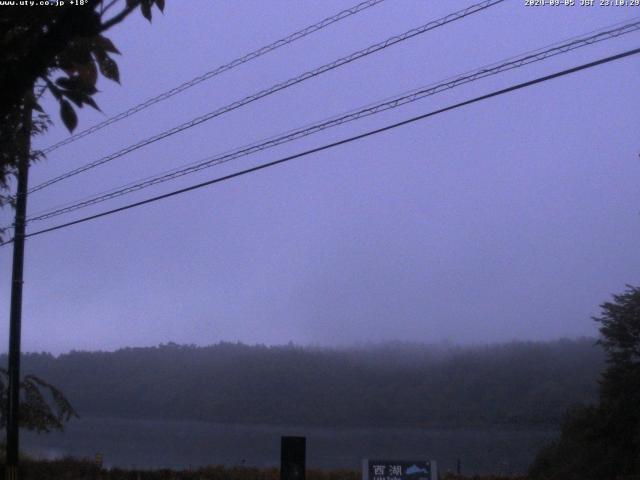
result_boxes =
[0,0,165,431]
[0,0,165,213]
[0,368,77,433]
[530,285,640,479]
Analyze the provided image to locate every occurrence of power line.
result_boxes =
[27,16,640,222]
[5,45,637,245]
[39,0,387,155]
[27,19,640,221]
[28,0,506,195]
[25,19,640,223]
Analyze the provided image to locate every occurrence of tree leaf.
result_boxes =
[0,368,76,432]
[97,54,120,83]
[155,0,165,12]
[93,34,120,54]
[55,76,78,90]
[61,89,84,108]
[140,0,152,21]
[77,61,98,89]
[65,42,93,67]
[83,95,101,112]
[57,75,98,97]
[60,86,101,111]
[60,100,78,132]
[47,81,62,100]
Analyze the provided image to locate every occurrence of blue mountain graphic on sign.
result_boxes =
[406,465,428,475]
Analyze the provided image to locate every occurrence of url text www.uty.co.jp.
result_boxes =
[525,0,640,5]
[0,0,89,6]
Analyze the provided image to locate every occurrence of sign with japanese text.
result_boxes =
[362,460,437,480]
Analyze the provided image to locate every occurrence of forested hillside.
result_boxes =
[10,339,602,428]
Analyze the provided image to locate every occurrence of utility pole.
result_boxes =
[5,94,32,480]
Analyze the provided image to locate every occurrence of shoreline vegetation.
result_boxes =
[3,338,602,430]
[0,337,609,478]
[8,458,525,480]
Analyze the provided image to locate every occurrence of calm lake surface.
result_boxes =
[23,417,557,475]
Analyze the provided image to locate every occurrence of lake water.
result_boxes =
[22,417,557,475]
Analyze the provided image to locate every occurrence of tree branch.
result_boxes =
[100,1,139,32]
[101,0,123,19]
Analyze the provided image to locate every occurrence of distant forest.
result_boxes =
[8,339,603,428]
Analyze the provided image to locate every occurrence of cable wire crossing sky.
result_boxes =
[40,0,387,154]
[22,18,640,224]
[2,0,639,353]
[29,0,505,194]
[10,45,640,242]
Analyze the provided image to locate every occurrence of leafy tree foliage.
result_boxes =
[0,368,77,433]
[0,0,165,212]
[530,285,640,479]
[0,0,164,429]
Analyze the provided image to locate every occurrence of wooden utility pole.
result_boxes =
[5,94,33,480]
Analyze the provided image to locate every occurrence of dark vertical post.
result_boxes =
[456,459,461,475]
[280,436,306,480]
[5,96,32,480]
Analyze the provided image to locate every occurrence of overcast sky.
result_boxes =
[1,0,639,354]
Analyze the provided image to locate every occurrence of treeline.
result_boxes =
[7,339,602,428]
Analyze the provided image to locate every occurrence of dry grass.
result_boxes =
[2,458,528,480]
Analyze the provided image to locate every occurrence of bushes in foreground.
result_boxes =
[3,459,527,480]
[4,459,361,480]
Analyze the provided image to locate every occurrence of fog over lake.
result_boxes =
[2,1,638,477]
[14,341,595,475]
[23,417,556,475]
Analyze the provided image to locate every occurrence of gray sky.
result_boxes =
[1,0,639,354]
